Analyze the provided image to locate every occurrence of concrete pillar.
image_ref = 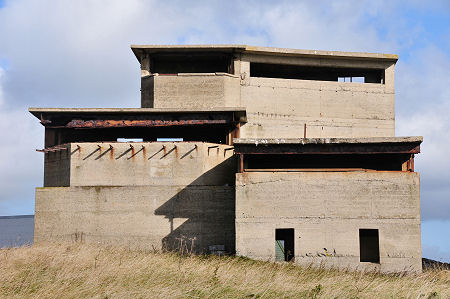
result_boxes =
[240,60,250,86]
[385,63,395,93]
[141,53,151,78]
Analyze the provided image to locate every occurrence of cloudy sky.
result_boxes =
[0,0,449,261]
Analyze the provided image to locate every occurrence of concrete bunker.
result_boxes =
[30,44,421,273]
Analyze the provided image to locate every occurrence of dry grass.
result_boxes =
[0,243,449,298]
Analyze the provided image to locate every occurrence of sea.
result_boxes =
[0,215,34,248]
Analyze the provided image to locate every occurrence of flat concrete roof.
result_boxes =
[131,44,398,62]
[29,107,246,115]
[29,107,247,128]
[234,137,422,145]
[233,137,422,155]
[30,107,246,119]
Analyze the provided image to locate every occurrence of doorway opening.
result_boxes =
[275,228,295,262]
[359,229,380,263]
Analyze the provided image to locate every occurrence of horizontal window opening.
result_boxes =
[51,126,234,146]
[150,53,233,74]
[244,154,410,171]
[250,62,384,84]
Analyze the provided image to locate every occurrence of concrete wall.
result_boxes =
[35,185,235,252]
[235,171,421,273]
[36,142,236,253]
[142,73,241,109]
[44,151,70,187]
[239,78,394,138]
[65,142,235,187]
[237,55,395,138]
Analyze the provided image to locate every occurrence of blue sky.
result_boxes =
[0,0,449,262]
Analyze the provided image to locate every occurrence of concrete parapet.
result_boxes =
[142,74,241,109]
[240,77,395,138]
[43,142,235,187]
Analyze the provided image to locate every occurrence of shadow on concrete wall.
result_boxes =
[154,157,236,255]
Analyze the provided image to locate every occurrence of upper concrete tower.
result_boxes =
[132,45,398,139]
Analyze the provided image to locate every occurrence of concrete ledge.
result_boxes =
[234,136,423,145]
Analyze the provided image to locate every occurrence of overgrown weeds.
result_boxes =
[0,243,449,298]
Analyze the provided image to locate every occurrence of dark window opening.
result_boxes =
[50,125,232,147]
[151,53,232,74]
[250,62,384,84]
[359,229,380,263]
[245,154,410,171]
[275,229,295,262]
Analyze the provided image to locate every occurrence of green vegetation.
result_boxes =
[0,244,449,298]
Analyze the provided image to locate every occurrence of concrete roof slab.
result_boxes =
[131,44,398,62]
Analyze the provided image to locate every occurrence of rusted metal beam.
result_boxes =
[36,145,68,153]
[239,154,244,173]
[61,119,228,129]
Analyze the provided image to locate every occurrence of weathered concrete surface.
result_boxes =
[235,171,421,273]
[44,151,70,187]
[35,185,235,253]
[131,44,398,61]
[233,136,423,145]
[135,45,397,138]
[36,142,237,253]
[239,77,395,138]
[43,142,235,187]
[142,74,241,108]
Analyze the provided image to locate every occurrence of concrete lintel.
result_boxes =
[29,107,247,117]
[233,136,423,145]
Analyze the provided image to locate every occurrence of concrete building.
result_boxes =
[30,45,422,272]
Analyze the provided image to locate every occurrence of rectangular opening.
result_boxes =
[156,138,183,142]
[275,228,294,262]
[117,138,143,142]
[245,154,410,171]
[338,76,365,83]
[151,53,232,74]
[359,229,380,263]
[250,62,384,84]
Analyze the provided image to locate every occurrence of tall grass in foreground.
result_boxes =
[0,243,449,298]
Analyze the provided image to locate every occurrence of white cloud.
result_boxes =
[0,0,448,225]
[396,46,450,220]
[0,65,42,215]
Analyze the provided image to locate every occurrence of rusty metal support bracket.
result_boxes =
[207,145,219,156]
[36,145,68,153]
[223,147,234,157]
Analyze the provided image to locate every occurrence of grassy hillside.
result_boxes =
[0,244,449,298]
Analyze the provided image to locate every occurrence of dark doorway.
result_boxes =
[275,229,295,262]
[359,229,380,263]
